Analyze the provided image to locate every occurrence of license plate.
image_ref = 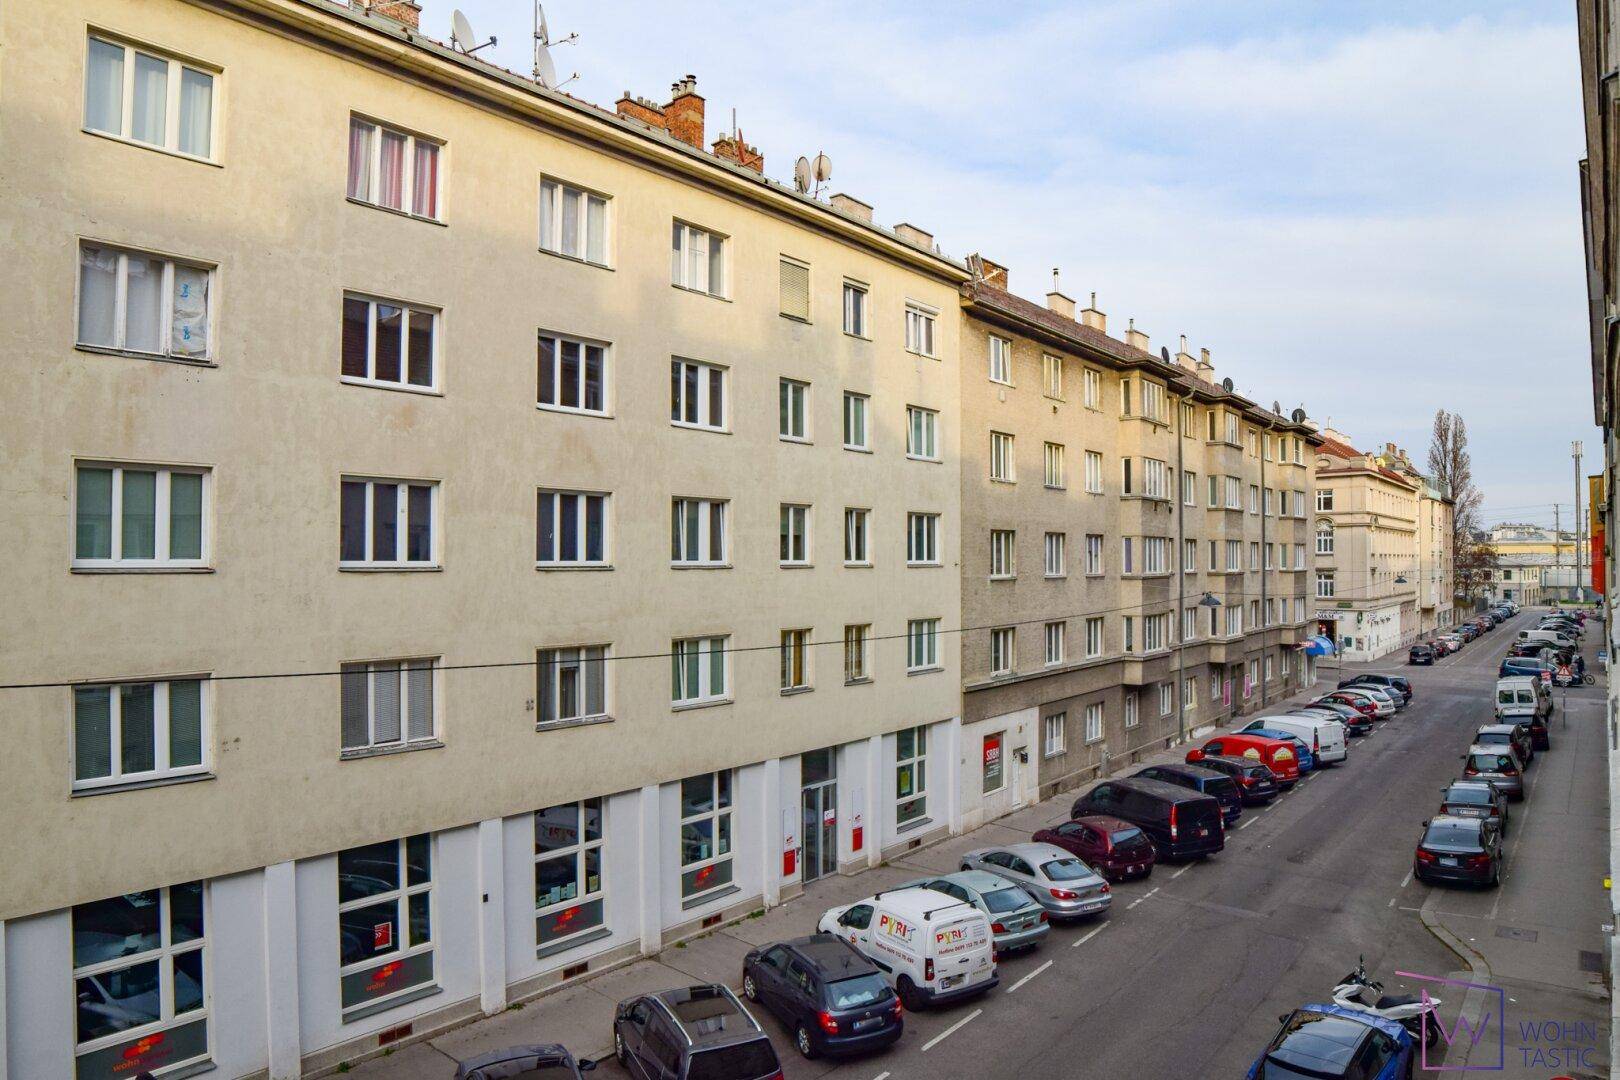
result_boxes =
[854,1016,882,1031]
[940,974,963,989]
[1197,827,1209,837]
[1439,857,1458,867]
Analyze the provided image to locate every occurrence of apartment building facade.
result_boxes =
[1374,446,1456,634]
[957,266,1323,804]
[0,1,971,1076]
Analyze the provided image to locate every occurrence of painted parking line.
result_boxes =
[1399,870,1412,888]
[1072,923,1107,948]
[1126,886,1160,910]
[1007,959,1053,993]
[1237,818,1254,830]
[1170,865,1191,879]
[870,1073,890,1080]
[921,1008,982,1052]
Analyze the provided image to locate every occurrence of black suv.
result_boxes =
[1408,644,1435,665]
[1071,777,1224,859]
[614,985,783,1080]
[1132,763,1243,825]
[1184,753,1280,804]
[455,1044,597,1078]
[741,934,902,1059]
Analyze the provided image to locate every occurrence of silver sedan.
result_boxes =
[896,869,1050,953]
[960,841,1111,920]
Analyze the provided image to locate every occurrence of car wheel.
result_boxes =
[742,974,757,1001]
[897,976,924,1011]
[614,1030,628,1066]
[796,1023,819,1059]
[1488,863,1501,888]
[960,863,972,872]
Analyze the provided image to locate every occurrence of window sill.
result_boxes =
[82,126,222,167]
[680,882,740,912]
[1045,573,1068,580]
[905,455,943,464]
[843,331,873,342]
[1045,484,1067,492]
[537,246,613,272]
[672,283,731,302]
[343,983,442,1025]
[1043,749,1066,760]
[896,815,933,836]
[536,925,613,961]
[844,561,873,569]
[779,436,812,446]
[780,313,812,325]
[906,562,943,569]
[344,195,447,227]
[989,574,1015,582]
[540,404,615,420]
[671,422,731,435]
[536,714,614,733]
[537,563,614,572]
[340,376,442,397]
[339,565,443,573]
[671,697,733,713]
[906,666,943,677]
[780,686,813,697]
[989,379,1014,389]
[71,565,215,574]
[672,563,732,571]
[990,478,1016,485]
[843,446,873,455]
[73,344,218,368]
[904,349,939,361]
[844,676,873,687]
[779,562,814,570]
[341,740,443,762]
[71,771,215,798]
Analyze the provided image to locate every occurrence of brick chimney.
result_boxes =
[970,254,1008,289]
[665,75,704,149]
[359,0,421,29]
[895,223,934,250]
[1174,334,1197,373]
[1124,318,1149,353]
[615,92,668,132]
[1046,268,1075,319]
[830,194,873,222]
[712,133,764,173]
[1196,347,1215,382]
[1079,292,1106,332]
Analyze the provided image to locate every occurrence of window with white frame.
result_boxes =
[1183,470,1197,505]
[779,379,809,441]
[907,406,939,460]
[537,490,608,567]
[72,677,207,789]
[1224,604,1244,636]
[671,221,726,297]
[896,726,928,823]
[1085,617,1104,658]
[990,432,1015,481]
[1249,542,1260,571]
[1121,458,1133,495]
[1044,442,1065,488]
[905,302,937,357]
[1182,402,1196,434]
[1295,546,1306,570]
[341,659,437,752]
[1225,476,1242,509]
[1246,660,1259,696]
[71,882,209,1073]
[671,358,726,431]
[1083,368,1101,408]
[1122,537,1134,574]
[1225,411,1241,444]
[1087,702,1106,740]
[1316,572,1336,598]
[989,335,1013,384]
[680,772,733,898]
[84,34,215,159]
[1224,540,1241,571]
[780,629,811,690]
[1045,621,1066,665]
[1145,537,1168,574]
[1144,458,1168,499]
[534,799,605,950]
[74,463,208,568]
[843,281,868,337]
[1316,520,1335,555]
[1043,712,1066,757]
[1119,379,1132,417]
[1085,534,1103,575]
[536,647,607,727]
[1248,485,1259,514]
[671,498,727,566]
[1043,353,1063,398]
[990,627,1015,675]
[1144,613,1168,651]
[1183,677,1197,711]
[1183,538,1197,573]
[1265,543,1275,570]
[1316,488,1334,511]
[1124,692,1139,729]
[338,835,434,1017]
[779,257,810,320]
[990,529,1016,578]
[779,504,810,565]
[1264,653,1274,681]
[538,332,608,415]
[1045,532,1066,577]
[1159,683,1174,716]
[1084,450,1104,493]
[77,242,213,360]
[844,508,870,565]
[907,619,939,671]
[843,392,868,450]
[1208,475,1220,508]
[342,293,437,391]
[539,178,609,265]
[844,624,871,682]
[340,477,437,567]
[907,513,940,565]
[672,636,728,706]
[1183,606,1198,640]
[347,117,441,219]
[1140,380,1166,422]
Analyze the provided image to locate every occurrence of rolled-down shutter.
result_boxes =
[779,258,809,320]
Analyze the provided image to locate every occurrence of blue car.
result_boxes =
[1247,1004,1414,1080]
[1241,728,1316,773]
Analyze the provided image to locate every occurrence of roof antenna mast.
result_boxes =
[533,2,580,89]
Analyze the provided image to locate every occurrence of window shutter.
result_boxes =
[341,665,369,748]
[779,258,810,320]
[373,663,401,742]
[73,687,113,780]
[406,661,434,739]
[168,680,204,767]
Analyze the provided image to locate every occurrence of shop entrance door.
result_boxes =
[801,748,838,881]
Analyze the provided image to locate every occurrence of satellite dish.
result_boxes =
[793,156,812,194]
[451,9,475,49]
[1291,408,1307,423]
[537,2,549,43]
[812,152,832,182]
[1222,377,1235,392]
[1160,346,1171,363]
[534,43,558,86]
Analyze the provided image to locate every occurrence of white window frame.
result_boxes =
[1183,538,1197,573]
[990,627,1015,676]
[843,392,869,451]
[1143,458,1168,499]
[1317,489,1334,512]
[1317,521,1336,555]
[907,512,940,566]
[1085,617,1104,658]
[988,334,1013,385]
[536,490,609,568]
[1043,353,1063,399]
[671,221,727,298]
[779,378,810,442]
[844,507,871,566]
[538,331,610,417]
[896,726,928,824]
[907,619,940,672]
[337,835,434,1019]
[844,624,872,683]
[990,529,1016,579]
[780,504,811,566]
[347,115,443,221]
[1083,368,1101,408]
[82,33,219,162]
[1087,702,1106,741]
[535,646,609,727]
[904,301,938,358]
[1159,683,1173,717]
[1044,532,1066,577]
[671,636,729,707]
[1043,712,1066,757]
[533,799,606,949]
[540,177,610,265]
[1044,442,1066,489]
[1044,621,1066,666]
[342,292,440,393]
[341,658,438,753]
[1085,534,1104,575]
[72,462,211,569]
[71,677,210,790]
[1084,450,1104,493]
[339,476,439,568]
[671,498,728,567]
[1124,693,1138,730]
[76,241,216,361]
[1183,470,1197,506]
[780,628,812,691]
[1145,536,1168,574]
[842,280,869,337]
[679,772,734,899]
[1317,572,1336,598]
[906,406,940,461]
[990,432,1015,482]
[1141,380,1166,422]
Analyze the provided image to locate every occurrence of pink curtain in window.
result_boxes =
[347,119,371,200]
[412,142,438,218]
[379,131,406,210]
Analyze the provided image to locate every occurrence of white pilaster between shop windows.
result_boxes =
[636,784,661,955]
[760,758,782,907]
[863,735,883,869]
[477,819,507,1015]
[264,860,302,1080]
[1,919,8,1080]
[943,718,963,837]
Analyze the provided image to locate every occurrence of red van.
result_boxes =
[1188,734,1300,788]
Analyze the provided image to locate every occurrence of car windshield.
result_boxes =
[1423,821,1483,849]
[1477,731,1510,746]
[686,1040,782,1080]
[1445,786,1493,806]
[1259,1061,1337,1080]
[1040,857,1092,881]
[826,973,889,1010]
[1110,827,1144,844]
[1470,753,1513,772]
[982,887,1031,914]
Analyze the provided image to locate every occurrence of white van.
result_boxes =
[1495,676,1551,720]
[1237,715,1348,764]
[1519,629,1575,650]
[818,886,998,1009]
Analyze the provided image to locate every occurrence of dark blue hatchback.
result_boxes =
[1247,1004,1414,1079]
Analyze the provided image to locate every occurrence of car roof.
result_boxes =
[1269,1010,1378,1073]
[1201,754,1268,770]
[1143,762,1220,780]
[1428,813,1484,829]
[781,934,879,977]
[1069,812,1136,829]
[1108,775,1223,802]
[1465,743,1516,756]
[918,869,1025,895]
[1475,723,1519,734]
[991,840,1078,861]
[650,985,762,1047]
[864,885,972,917]
[455,1045,576,1079]
[1446,778,1496,791]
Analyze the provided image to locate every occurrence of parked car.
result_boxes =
[1070,777,1226,859]
[1337,673,1413,699]
[740,935,903,1059]
[817,887,997,1009]
[1495,675,1552,721]
[455,1045,597,1079]
[960,841,1113,920]
[613,985,783,1080]
[1499,657,1554,685]
[1292,703,1372,737]
[1133,762,1244,824]
[1184,753,1282,803]
[1341,679,1409,709]
[1246,1005,1415,1080]
[1312,692,1379,723]
[1457,624,1479,642]
[1236,727,1317,772]
[1190,733,1301,788]
[1474,722,1534,768]
[1437,779,1509,835]
[1461,743,1526,800]
[1343,684,1404,712]
[1033,816,1158,881]
[1408,644,1435,665]
[1236,715,1347,766]
[1437,634,1464,654]
[1320,688,1394,720]
[894,870,1049,955]
[1413,814,1503,887]
[1524,710,1551,751]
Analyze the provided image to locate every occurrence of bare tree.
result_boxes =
[1427,410,1490,602]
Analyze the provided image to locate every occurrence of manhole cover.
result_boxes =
[1495,926,1537,943]
[1578,949,1603,973]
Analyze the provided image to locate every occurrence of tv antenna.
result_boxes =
[532,2,579,89]
[450,9,497,55]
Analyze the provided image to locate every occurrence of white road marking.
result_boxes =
[921,1008,982,1051]
[1171,865,1191,879]
[1237,818,1254,830]
[1400,871,1412,888]
[871,1073,891,1080]
[1072,923,1107,948]
[1387,897,1396,907]
[1007,959,1053,993]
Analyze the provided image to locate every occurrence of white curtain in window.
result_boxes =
[561,187,581,256]
[171,265,208,357]
[347,118,373,200]
[540,182,557,250]
[378,130,406,209]
[84,39,124,134]
[131,53,168,145]
[586,196,606,263]
[178,68,212,157]
[124,255,165,353]
[77,245,118,347]
[412,142,438,218]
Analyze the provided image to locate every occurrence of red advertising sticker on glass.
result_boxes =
[374,921,393,950]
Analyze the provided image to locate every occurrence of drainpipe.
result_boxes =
[1260,427,1269,705]
[1175,388,1187,745]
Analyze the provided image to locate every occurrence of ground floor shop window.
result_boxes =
[338,835,434,1018]
[982,732,1005,793]
[680,772,733,899]
[896,726,928,825]
[72,882,209,1080]
[535,799,605,951]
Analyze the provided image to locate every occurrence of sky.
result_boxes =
[438,0,1595,533]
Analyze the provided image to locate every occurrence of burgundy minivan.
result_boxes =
[1032,815,1157,882]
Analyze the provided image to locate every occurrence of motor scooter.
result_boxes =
[1331,956,1441,1047]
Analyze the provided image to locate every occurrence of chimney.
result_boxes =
[970,254,1008,289]
[830,194,873,222]
[1174,333,1197,373]
[711,133,764,173]
[615,92,668,132]
[1124,318,1149,353]
[361,0,421,29]
[1079,292,1106,333]
[1046,268,1075,319]
[665,75,704,149]
[1196,347,1215,381]
[895,223,934,250]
